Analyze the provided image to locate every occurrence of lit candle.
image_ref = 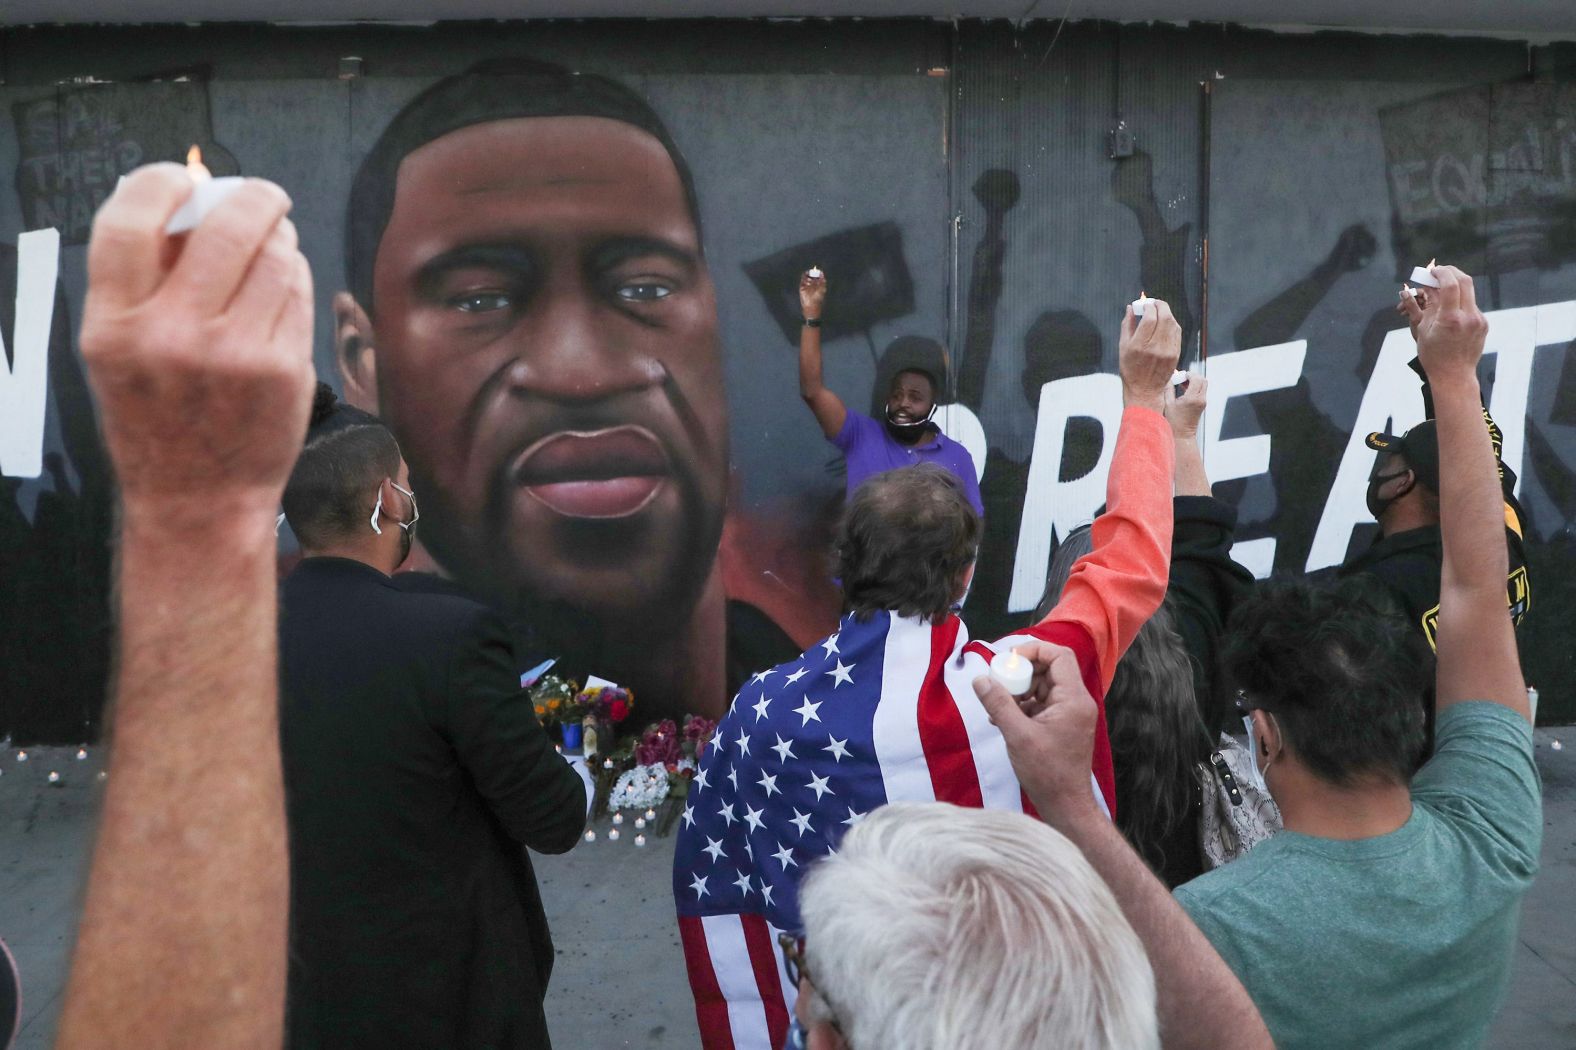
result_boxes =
[1131,291,1151,318]
[47,771,60,784]
[612,812,624,825]
[583,829,597,843]
[608,828,621,841]
[164,146,247,235]
[1408,258,1440,289]
[806,265,824,280]
[16,750,26,762]
[75,748,88,760]
[634,817,647,830]
[1171,369,1190,388]
[989,648,1033,697]
[634,834,647,847]
[644,808,657,821]
[602,758,614,770]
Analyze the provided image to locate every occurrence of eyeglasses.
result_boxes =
[778,933,849,1043]
[778,932,813,988]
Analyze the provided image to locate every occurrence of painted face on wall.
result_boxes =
[352,115,728,625]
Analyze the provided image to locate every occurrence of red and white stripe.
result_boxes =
[679,912,795,1050]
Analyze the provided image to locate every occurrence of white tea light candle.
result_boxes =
[989,649,1033,696]
[164,146,246,235]
[1408,259,1440,289]
[1131,292,1151,318]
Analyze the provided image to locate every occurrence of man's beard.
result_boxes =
[884,407,933,445]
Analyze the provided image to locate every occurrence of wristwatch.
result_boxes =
[803,317,822,328]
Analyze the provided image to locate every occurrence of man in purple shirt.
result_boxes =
[797,269,983,515]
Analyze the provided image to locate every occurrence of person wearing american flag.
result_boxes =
[673,295,1185,1050]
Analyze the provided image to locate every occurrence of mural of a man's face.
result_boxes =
[340,115,727,625]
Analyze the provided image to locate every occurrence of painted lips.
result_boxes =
[512,426,670,519]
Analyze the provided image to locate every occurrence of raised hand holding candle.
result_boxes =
[1408,258,1440,289]
[1131,291,1150,318]
[989,648,1033,697]
[164,146,247,235]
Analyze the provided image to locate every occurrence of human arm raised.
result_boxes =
[973,649,1273,1050]
[1164,375,1210,497]
[57,164,315,1050]
[1032,299,1179,689]
[1408,266,1527,718]
[798,269,847,440]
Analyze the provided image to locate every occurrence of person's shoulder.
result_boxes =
[1414,701,1537,794]
[1174,837,1294,916]
[1412,702,1541,874]
[379,573,502,645]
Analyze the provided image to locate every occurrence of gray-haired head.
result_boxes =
[797,802,1159,1050]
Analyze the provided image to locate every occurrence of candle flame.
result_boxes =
[1139,290,1148,300]
[1426,257,1436,268]
[1005,650,1024,669]
[185,144,212,182]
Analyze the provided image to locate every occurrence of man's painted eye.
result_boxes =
[617,282,673,302]
[453,291,513,313]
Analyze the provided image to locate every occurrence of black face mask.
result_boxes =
[1366,468,1412,520]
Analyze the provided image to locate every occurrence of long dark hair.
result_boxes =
[1105,599,1206,879]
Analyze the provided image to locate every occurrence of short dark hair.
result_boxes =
[835,465,980,623]
[345,56,702,313]
[1223,576,1431,786]
[283,384,403,548]
[890,367,938,400]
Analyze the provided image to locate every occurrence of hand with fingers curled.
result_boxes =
[1118,295,1183,413]
[972,641,1104,823]
[81,163,316,521]
[799,268,827,320]
[1164,373,1208,440]
[1397,263,1488,384]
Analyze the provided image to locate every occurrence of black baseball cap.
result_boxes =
[1366,420,1440,491]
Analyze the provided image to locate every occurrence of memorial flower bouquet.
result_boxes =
[591,715,719,834]
[530,674,579,732]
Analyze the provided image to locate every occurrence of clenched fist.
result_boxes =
[81,163,315,522]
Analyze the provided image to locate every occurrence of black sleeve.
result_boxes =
[1167,496,1256,734]
[442,608,588,854]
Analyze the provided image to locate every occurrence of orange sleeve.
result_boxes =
[1036,406,1174,691]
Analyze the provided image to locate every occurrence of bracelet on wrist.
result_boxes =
[803,317,822,328]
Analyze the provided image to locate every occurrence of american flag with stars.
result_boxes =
[673,608,1116,1050]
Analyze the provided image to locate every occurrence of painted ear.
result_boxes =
[334,291,379,412]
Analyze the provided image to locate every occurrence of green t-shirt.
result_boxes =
[1175,702,1541,1050]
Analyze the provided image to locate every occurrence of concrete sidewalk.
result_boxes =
[3,731,1573,1049]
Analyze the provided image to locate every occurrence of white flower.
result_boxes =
[609,763,671,811]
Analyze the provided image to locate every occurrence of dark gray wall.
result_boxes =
[0,20,1571,739]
